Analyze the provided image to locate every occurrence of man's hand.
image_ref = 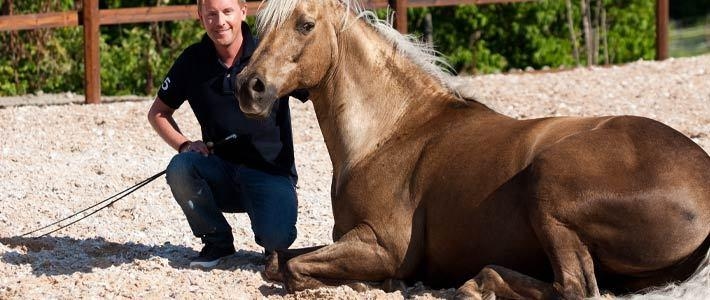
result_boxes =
[180,140,210,156]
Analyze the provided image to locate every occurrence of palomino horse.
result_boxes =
[236,0,710,298]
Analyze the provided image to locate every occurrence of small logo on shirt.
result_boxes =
[161,77,171,91]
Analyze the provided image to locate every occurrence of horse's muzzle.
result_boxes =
[236,73,277,119]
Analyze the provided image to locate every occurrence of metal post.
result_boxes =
[82,0,100,104]
[655,0,668,60]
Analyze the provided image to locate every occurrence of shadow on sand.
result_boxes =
[0,235,455,298]
[0,235,264,276]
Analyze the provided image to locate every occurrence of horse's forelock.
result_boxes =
[257,0,347,35]
[256,0,300,35]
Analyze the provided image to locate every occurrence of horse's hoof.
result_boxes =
[454,280,488,300]
[347,281,370,292]
[382,278,407,293]
[262,252,283,283]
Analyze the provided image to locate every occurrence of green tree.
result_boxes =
[0,0,660,96]
[408,0,655,74]
[0,0,81,95]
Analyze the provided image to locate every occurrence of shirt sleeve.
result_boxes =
[157,49,190,109]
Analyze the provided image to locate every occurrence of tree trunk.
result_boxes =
[145,0,162,95]
[601,7,609,64]
[0,0,13,15]
[565,0,580,66]
[1,0,21,92]
[580,0,593,65]
[423,12,433,46]
[469,30,482,74]
[592,0,603,64]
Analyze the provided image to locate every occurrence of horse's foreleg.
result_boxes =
[455,265,554,300]
[282,224,399,292]
[264,245,325,283]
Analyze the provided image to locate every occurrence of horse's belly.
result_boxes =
[575,194,710,275]
[419,195,550,286]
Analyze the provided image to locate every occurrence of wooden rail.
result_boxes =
[0,0,669,104]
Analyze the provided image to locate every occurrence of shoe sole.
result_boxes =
[190,258,221,268]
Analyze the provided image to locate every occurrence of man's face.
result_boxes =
[199,0,247,48]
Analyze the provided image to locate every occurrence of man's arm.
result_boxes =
[147,97,192,152]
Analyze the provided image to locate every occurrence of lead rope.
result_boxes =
[21,134,239,238]
[20,170,166,238]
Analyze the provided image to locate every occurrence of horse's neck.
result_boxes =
[310,21,454,175]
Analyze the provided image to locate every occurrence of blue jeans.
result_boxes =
[165,152,297,252]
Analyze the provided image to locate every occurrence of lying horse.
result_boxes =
[236,0,710,298]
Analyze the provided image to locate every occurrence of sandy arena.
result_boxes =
[1,54,709,299]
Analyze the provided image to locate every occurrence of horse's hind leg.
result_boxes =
[532,212,601,298]
[455,222,599,300]
[455,215,601,299]
[455,265,554,300]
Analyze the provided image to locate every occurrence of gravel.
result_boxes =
[1,54,708,299]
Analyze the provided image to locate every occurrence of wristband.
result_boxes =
[178,141,191,153]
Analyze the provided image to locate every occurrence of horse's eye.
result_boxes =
[299,21,315,34]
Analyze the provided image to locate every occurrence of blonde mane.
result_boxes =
[255,0,457,91]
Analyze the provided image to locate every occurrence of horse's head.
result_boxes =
[237,0,340,118]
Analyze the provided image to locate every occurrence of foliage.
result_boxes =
[0,0,83,95]
[671,21,710,58]
[98,20,203,95]
[0,0,204,96]
[604,0,656,63]
[407,0,655,74]
[0,0,660,96]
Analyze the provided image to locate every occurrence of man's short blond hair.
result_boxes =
[197,0,247,8]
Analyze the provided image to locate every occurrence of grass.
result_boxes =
[670,17,710,57]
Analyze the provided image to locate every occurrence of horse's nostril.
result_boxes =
[249,77,265,93]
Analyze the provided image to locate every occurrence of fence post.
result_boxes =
[655,0,668,60]
[82,0,100,104]
[389,0,407,34]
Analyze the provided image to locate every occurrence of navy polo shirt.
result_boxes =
[158,22,306,183]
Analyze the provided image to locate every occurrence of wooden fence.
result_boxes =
[0,0,669,104]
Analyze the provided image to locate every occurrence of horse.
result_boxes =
[235,0,710,298]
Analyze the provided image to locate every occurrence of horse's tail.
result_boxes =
[617,234,710,299]
[675,238,710,298]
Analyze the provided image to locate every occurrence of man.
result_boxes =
[147,0,306,268]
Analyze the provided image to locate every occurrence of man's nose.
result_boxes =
[217,12,227,26]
